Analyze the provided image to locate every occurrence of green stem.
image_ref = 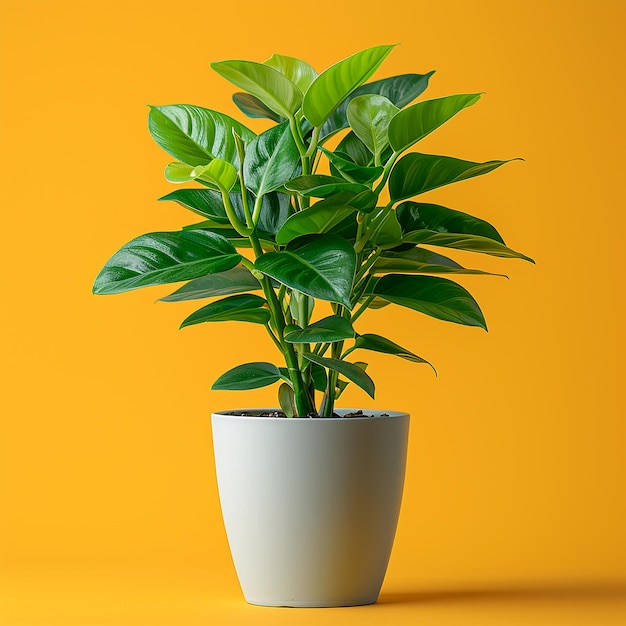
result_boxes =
[350,295,374,324]
[221,189,251,237]
[373,150,400,196]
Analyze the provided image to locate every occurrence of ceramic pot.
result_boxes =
[211,408,409,607]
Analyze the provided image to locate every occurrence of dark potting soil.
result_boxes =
[222,409,389,418]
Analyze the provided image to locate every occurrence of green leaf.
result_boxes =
[390,153,519,202]
[242,191,292,236]
[346,95,399,160]
[323,148,384,185]
[364,206,403,248]
[285,315,355,343]
[396,201,504,243]
[320,72,435,140]
[303,45,396,127]
[353,334,436,371]
[303,354,375,399]
[278,383,296,418]
[148,105,255,167]
[388,93,481,153]
[163,162,201,184]
[275,193,359,245]
[211,60,302,119]
[212,362,282,390]
[232,92,283,122]
[403,230,534,263]
[158,188,229,222]
[311,363,328,393]
[335,132,375,166]
[243,121,300,197]
[191,159,238,192]
[369,274,487,329]
[373,247,507,277]
[264,53,317,93]
[93,230,241,295]
[254,234,356,308]
[180,294,270,328]
[285,175,369,198]
[159,267,261,302]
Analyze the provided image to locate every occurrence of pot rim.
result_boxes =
[212,408,409,421]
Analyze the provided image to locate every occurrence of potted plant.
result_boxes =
[93,44,533,607]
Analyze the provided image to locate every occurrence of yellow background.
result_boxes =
[1,0,625,623]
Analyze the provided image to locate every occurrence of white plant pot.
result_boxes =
[211,409,410,607]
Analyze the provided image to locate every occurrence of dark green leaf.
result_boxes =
[390,153,519,202]
[264,53,317,93]
[311,363,328,393]
[303,45,396,127]
[396,201,504,243]
[180,294,270,328]
[320,72,434,139]
[158,188,229,223]
[365,206,403,248]
[211,362,283,390]
[211,60,302,119]
[232,92,283,122]
[243,121,300,197]
[93,230,241,295]
[303,354,375,398]
[285,315,355,343]
[369,274,487,329]
[388,93,481,153]
[353,334,436,371]
[278,383,296,418]
[347,94,399,159]
[285,175,369,198]
[254,234,356,308]
[148,105,255,166]
[335,132,374,166]
[160,267,261,302]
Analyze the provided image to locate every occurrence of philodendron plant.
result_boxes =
[93,44,533,417]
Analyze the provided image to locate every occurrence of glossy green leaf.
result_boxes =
[403,230,534,262]
[353,334,435,371]
[242,191,292,236]
[364,206,403,248]
[285,175,369,198]
[390,153,519,202]
[303,45,396,127]
[191,159,237,192]
[93,230,241,295]
[347,95,399,159]
[243,121,300,197]
[148,105,255,167]
[264,53,317,93]
[369,274,487,329]
[335,132,375,166]
[323,148,384,185]
[212,362,283,390]
[388,94,481,153]
[254,234,356,308]
[303,354,375,399]
[159,267,261,302]
[278,383,296,418]
[232,92,283,122]
[275,194,359,245]
[211,60,302,119]
[285,315,355,343]
[158,188,229,222]
[396,201,504,243]
[311,363,328,393]
[320,72,435,139]
[373,247,507,277]
[180,294,270,328]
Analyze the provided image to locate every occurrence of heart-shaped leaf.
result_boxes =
[369,274,487,329]
[320,71,435,140]
[285,315,355,343]
[303,45,396,127]
[148,105,255,166]
[254,234,356,308]
[211,60,302,119]
[212,362,284,390]
[264,53,318,93]
[180,294,270,328]
[93,230,241,295]
[353,334,435,371]
[390,153,519,202]
[388,93,481,153]
[347,94,399,160]
[285,175,369,198]
[303,354,375,398]
[232,92,283,122]
[243,121,300,197]
[159,267,261,302]
[396,201,504,243]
